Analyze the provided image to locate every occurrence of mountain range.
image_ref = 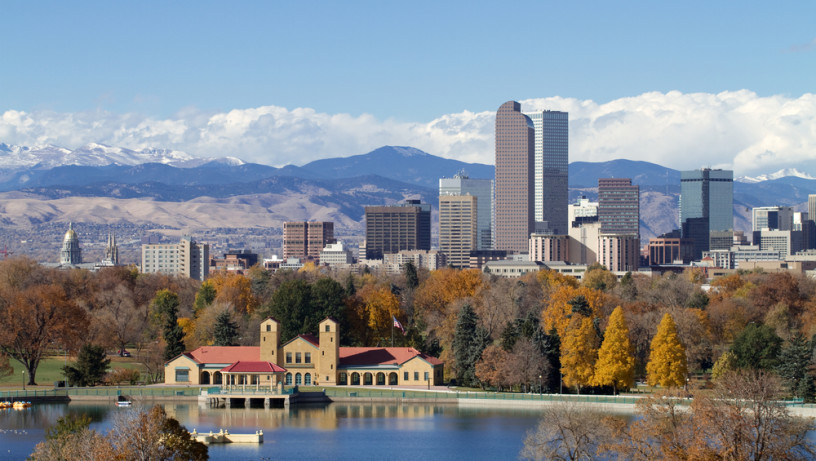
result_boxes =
[2,142,816,240]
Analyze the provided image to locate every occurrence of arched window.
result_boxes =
[295,373,302,385]
[388,372,398,385]
[376,372,385,385]
[363,372,373,385]
[213,371,222,385]
[305,373,312,385]
[285,373,292,385]
[351,373,360,385]
[339,372,348,385]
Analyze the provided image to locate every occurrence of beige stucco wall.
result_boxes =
[164,355,200,385]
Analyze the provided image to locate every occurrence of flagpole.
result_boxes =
[391,315,394,347]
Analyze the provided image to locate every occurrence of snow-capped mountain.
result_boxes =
[736,168,816,183]
[0,142,238,169]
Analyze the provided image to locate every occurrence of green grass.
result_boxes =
[0,356,147,387]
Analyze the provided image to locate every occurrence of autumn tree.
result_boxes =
[475,344,509,391]
[542,286,607,338]
[560,316,598,393]
[646,313,687,388]
[208,271,258,314]
[593,306,634,394]
[508,337,551,393]
[521,402,611,461]
[452,303,489,387]
[193,280,216,315]
[0,283,87,385]
[711,350,737,381]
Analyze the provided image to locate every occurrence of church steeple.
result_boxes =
[103,232,119,266]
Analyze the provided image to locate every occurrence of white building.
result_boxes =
[141,235,209,281]
[320,242,355,266]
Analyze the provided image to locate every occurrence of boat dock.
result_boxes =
[190,429,263,444]
[200,389,329,409]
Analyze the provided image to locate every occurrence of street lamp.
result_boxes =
[539,375,542,395]
[22,370,26,391]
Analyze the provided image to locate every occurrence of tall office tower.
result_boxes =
[439,173,493,249]
[598,178,640,235]
[283,221,335,261]
[364,200,431,260]
[752,206,794,231]
[680,168,734,259]
[524,109,569,234]
[439,195,478,268]
[809,195,816,223]
[142,235,209,281]
[495,101,535,253]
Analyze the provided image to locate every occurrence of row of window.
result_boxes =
[285,352,311,364]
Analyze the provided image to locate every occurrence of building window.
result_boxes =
[404,371,409,381]
[305,373,312,385]
[296,352,302,364]
[175,369,189,382]
[414,371,419,381]
[424,372,429,381]
[286,352,292,363]
[266,324,271,332]
[305,352,311,364]
[325,324,331,332]
[285,373,292,385]
[295,373,302,385]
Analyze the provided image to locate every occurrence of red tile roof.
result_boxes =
[339,347,443,367]
[188,346,260,364]
[220,361,287,373]
[299,334,319,347]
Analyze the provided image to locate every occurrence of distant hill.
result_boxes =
[569,159,680,187]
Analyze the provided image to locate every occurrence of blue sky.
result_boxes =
[1,1,815,175]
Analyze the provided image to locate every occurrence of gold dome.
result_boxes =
[64,223,77,242]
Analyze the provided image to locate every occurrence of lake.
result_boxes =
[0,401,545,460]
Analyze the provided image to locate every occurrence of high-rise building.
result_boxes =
[523,109,569,234]
[364,200,431,260]
[439,173,493,250]
[495,101,535,252]
[439,194,478,268]
[752,206,793,231]
[59,222,82,265]
[283,221,335,261]
[141,235,209,280]
[680,168,733,259]
[598,178,640,236]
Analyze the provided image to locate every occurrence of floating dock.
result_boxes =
[190,429,263,444]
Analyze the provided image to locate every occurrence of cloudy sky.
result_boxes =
[2,1,815,176]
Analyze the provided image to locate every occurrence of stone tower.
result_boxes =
[59,222,82,265]
[318,317,339,385]
[260,317,282,365]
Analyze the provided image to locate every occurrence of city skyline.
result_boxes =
[1,3,815,176]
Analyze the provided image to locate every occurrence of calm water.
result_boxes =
[0,401,545,460]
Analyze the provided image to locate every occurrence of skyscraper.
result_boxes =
[439,194,478,269]
[364,200,431,260]
[524,109,569,234]
[680,168,734,258]
[598,178,640,236]
[439,173,493,250]
[495,101,535,253]
[283,221,335,261]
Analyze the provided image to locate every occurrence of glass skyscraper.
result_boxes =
[680,168,733,258]
[523,110,568,234]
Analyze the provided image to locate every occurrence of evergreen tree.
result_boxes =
[592,306,635,394]
[500,320,519,351]
[777,333,815,401]
[213,310,239,346]
[561,316,598,393]
[344,272,356,297]
[62,344,110,386]
[153,290,185,361]
[646,313,688,388]
[731,323,783,370]
[404,260,419,290]
[452,303,489,387]
[533,328,561,392]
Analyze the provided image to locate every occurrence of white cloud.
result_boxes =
[1,90,815,176]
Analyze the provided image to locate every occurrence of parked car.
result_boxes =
[118,349,131,357]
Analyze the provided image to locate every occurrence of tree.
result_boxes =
[711,350,737,381]
[508,337,551,393]
[404,260,419,290]
[593,306,634,394]
[731,322,783,370]
[0,284,87,385]
[777,333,815,401]
[153,290,185,361]
[646,313,687,388]
[63,344,110,387]
[452,303,488,386]
[0,353,13,379]
[521,401,610,461]
[560,316,598,392]
[213,310,239,346]
[264,279,313,342]
[30,414,111,461]
[193,280,216,315]
[542,286,606,338]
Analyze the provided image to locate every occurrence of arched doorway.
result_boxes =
[388,372,398,385]
[351,373,360,385]
[363,373,373,385]
[200,371,210,385]
[376,372,385,385]
[213,371,222,385]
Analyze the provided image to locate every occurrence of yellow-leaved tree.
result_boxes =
[543,286,606,338]
[646,313,688,388]
[592,306,634,394]
[560,316,599,393]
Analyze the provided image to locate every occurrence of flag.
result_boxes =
[393,316,406,335]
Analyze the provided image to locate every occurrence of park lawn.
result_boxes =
[0,356,148,388]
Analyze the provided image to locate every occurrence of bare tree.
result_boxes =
[521,401,612,461]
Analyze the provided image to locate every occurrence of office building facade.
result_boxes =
[364,200,431,259]
[523,109,569,234]
[495,101,535,253]
[283,221,335,261]
[142,235,209,281]
[439,194,478,269]
[598,178,640,236]
[439,174,493,250]
[680,168,734,258]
